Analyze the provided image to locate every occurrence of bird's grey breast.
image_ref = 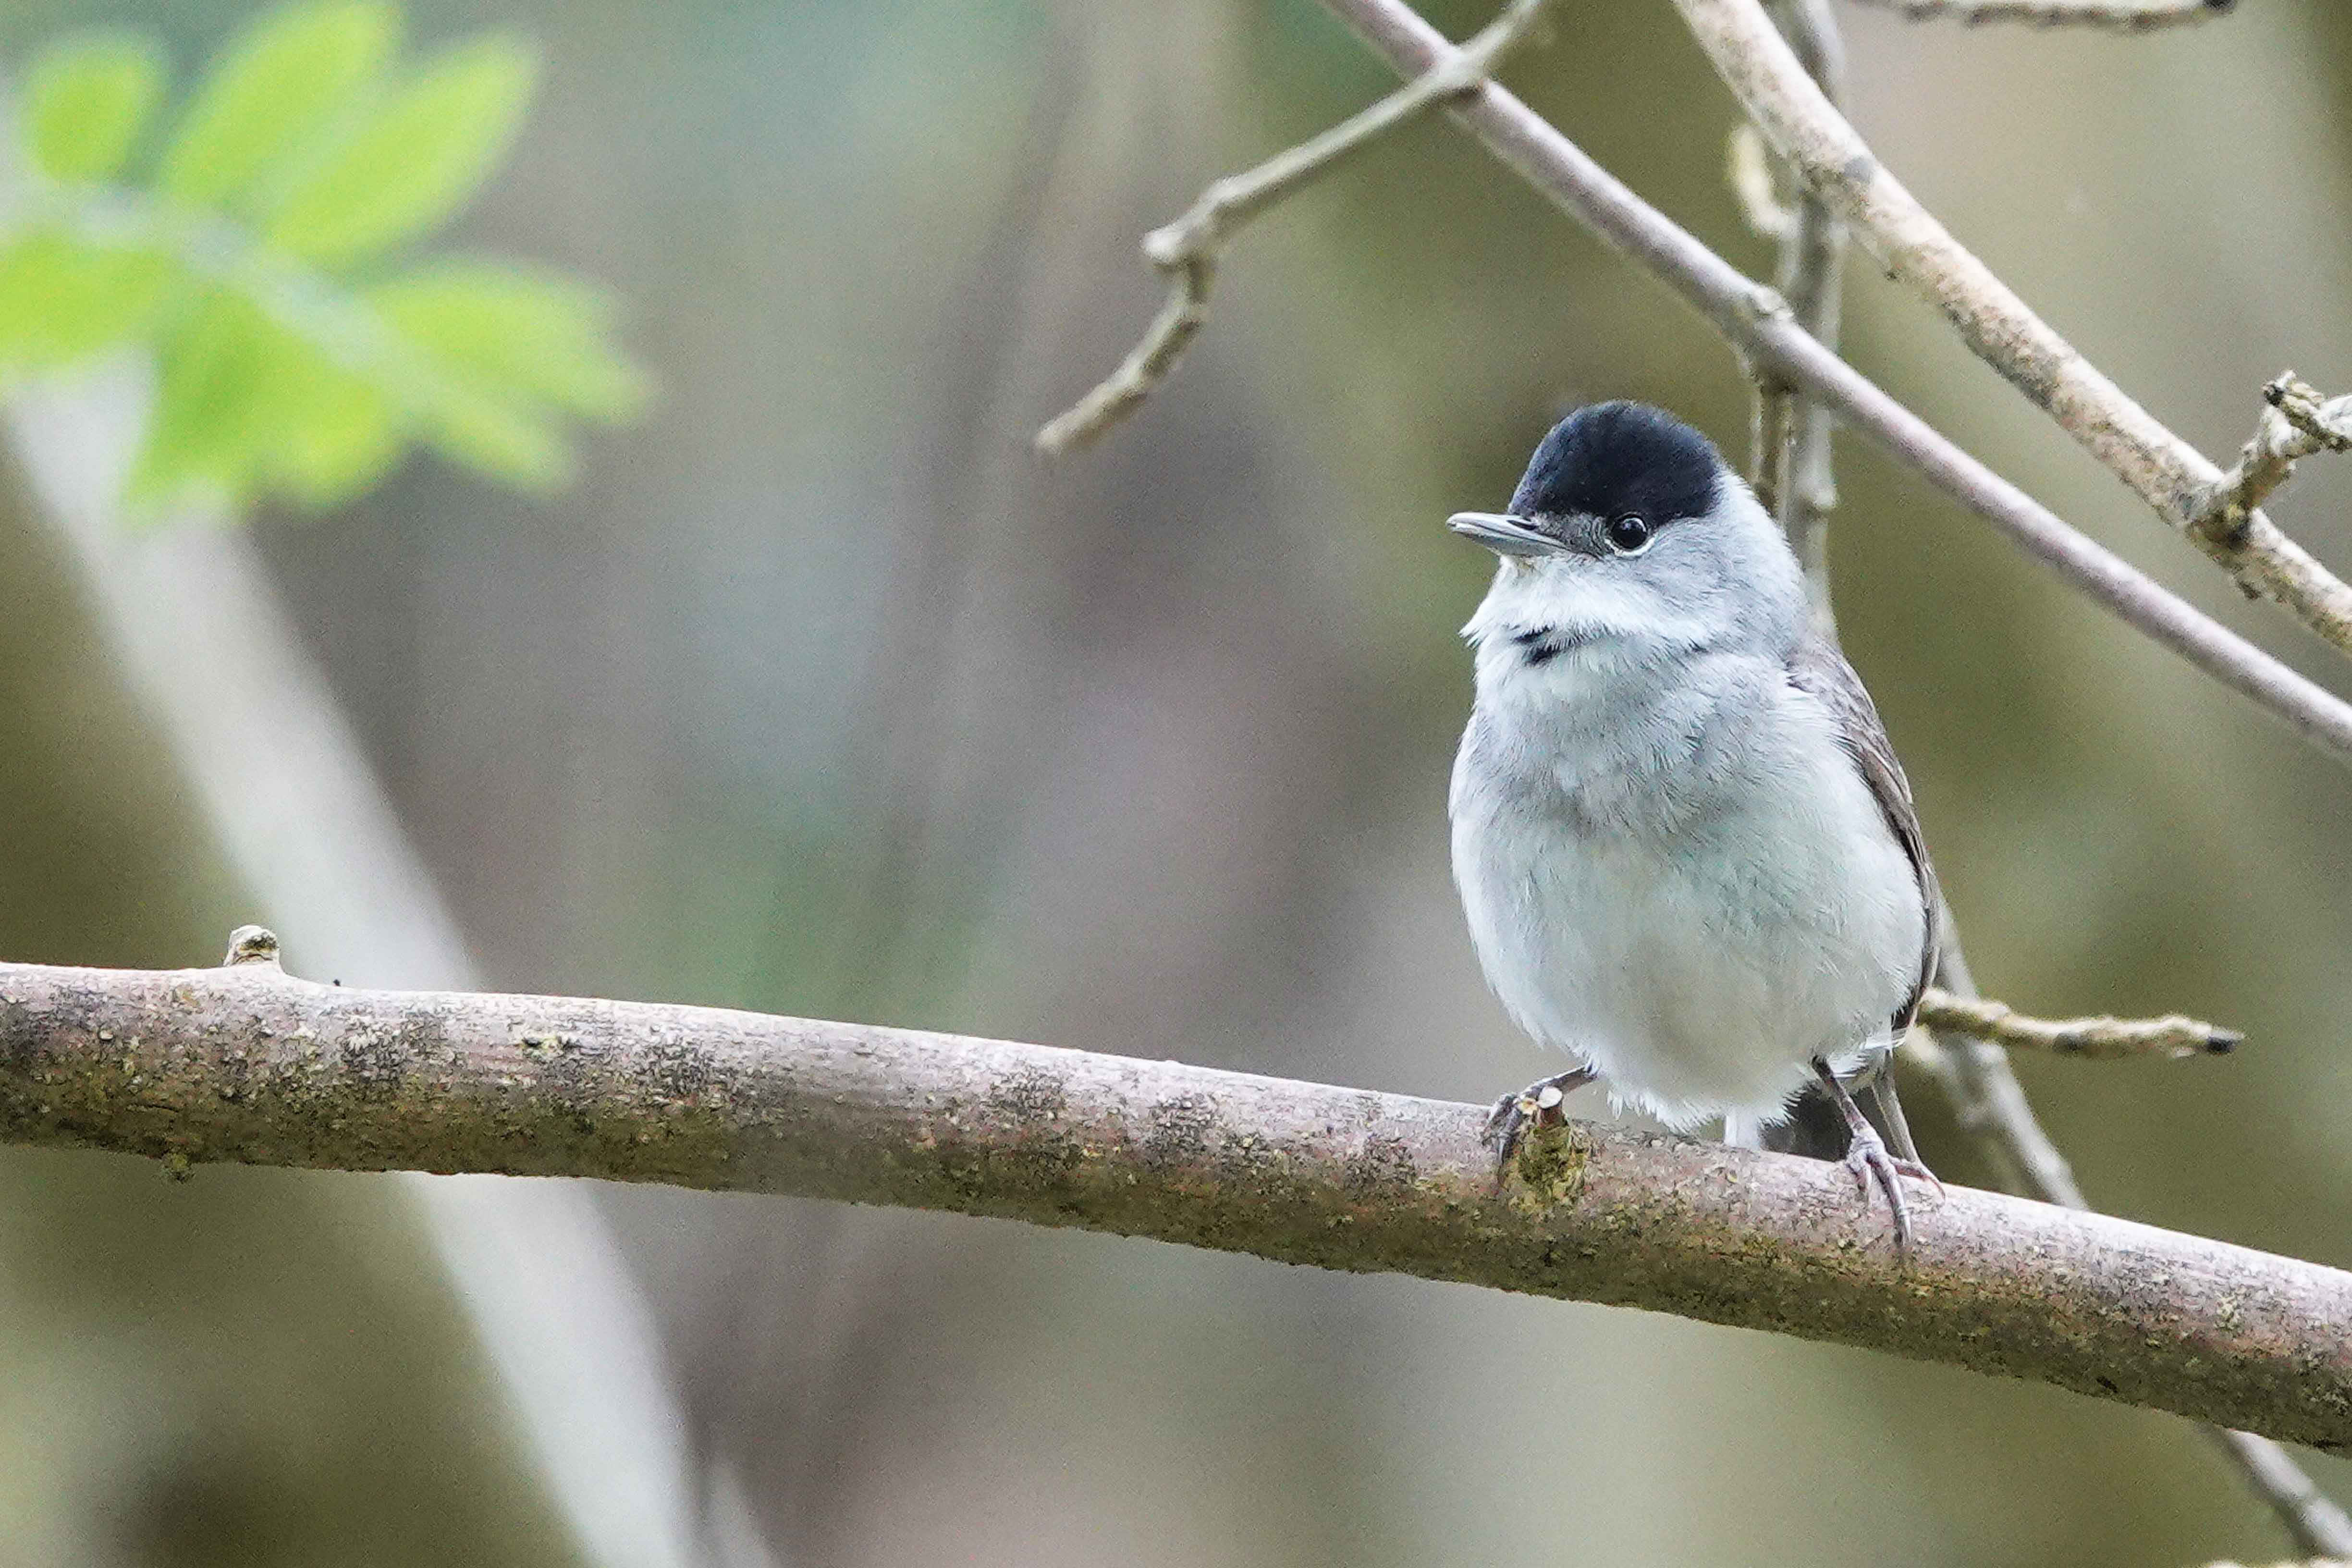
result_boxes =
[1458,647,1785,839]
[1451,634,1929,1122]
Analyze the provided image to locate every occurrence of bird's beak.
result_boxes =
[1446,512,1563,558]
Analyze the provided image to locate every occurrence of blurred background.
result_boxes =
[2,0,2351,1563]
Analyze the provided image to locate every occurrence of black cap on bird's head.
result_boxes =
[1509,402,1721,524]
[1449,402,1725,559]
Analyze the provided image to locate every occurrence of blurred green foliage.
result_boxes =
[1,0,646,512]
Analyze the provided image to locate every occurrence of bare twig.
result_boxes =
[1844,0,2234,30]
[2201,1431,2352,1564]
[1727,123,1797,242]
[1730,120,1796,533]
[2270,376,2352,452]
[1916,987,2241,1059]
[1034,0,1557,456]
[1312,0,2352,764]
[1756,0,1846,628]
[1750,374,1797,520]
[1673,0,2352,654]
[2197,374,2352,546]
[1032,257,1214,459]
[1915,928,2352,1559]
[5,946,2352,1449]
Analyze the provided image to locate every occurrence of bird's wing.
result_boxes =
[1786,632,1939,1031]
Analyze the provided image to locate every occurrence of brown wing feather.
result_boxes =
[1786,633,1938,1031]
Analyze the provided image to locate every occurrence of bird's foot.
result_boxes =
[1840,1119,1939,1251]
[1483,1067,1597,1178]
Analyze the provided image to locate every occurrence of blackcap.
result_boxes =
[1447,402,1939,1241]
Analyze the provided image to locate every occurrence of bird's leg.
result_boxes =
[1811,1056,1938,1249]
[1483,1065,1599,1176]
[1866,1071,1944,1197]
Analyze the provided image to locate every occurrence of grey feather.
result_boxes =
[1784,631,1938,1031]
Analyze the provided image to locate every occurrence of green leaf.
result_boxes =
[129,286,400,508]
[22,34,166,184]
[156,1,398,210]
[0,7,637,514]
[0,231,178,371]
[265,351,403,506]
[372,261,649,421]
[417,380,568,491]
[130,291,277,505]
[265,38,539,268]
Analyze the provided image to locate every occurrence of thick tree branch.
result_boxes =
[3,384,703,1568]
[1314,0,2352,765]
[1843,0,2234,30]
[1673,0,2352,652]
[3,946,2352,1452]
[1034,0,1557,456]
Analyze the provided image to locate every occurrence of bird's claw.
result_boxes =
[1482,1068,1594,1178]
[1841,1119,1938,1251]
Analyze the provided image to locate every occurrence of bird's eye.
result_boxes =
[1605,514,1654,554]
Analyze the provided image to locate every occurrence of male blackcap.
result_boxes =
[1447,402,1938,1241]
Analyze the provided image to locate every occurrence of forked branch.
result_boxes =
[1034,0,1558,455]
[1672,0,2352,653]
[2198,374,2352,547]
[1315,0,2352,761]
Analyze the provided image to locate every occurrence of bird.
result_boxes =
[1445,401,1940,1243]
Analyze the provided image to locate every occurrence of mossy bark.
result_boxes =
[1,952,2348,1450]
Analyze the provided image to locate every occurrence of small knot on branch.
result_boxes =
[2190,372,2352,561]
[1741,282,1793,324]
[223,926,282,968]
[2266,373,2352,453]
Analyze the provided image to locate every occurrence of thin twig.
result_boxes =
[2196,374,2352,549]
[1845,0,2234,29]
[1673,0,2352,656]
[1316,0,2352,764]
[1727,123,1797,242]
[5,945,2352,1449]
[1759,0,1845,628]
[1914,926,2352,1559]
[1916,987,2241,1059]
[1749,368,1796,517]
[2201,1431,2352,1565]
[1731,120,1796,530]
[1034,0,1557,456]
[2270,375,2352,453]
